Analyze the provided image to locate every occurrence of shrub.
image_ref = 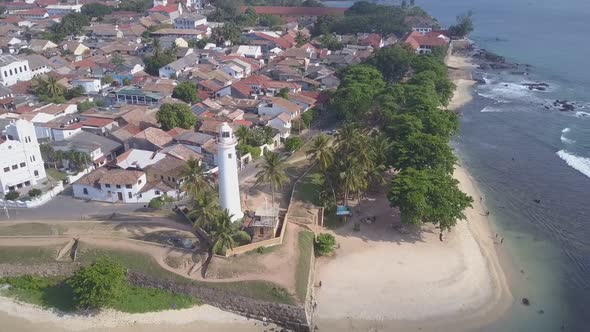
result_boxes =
[28,188,42,198]
[148,197,164,209]
[285,136,303,152]
[67,257,126,309]
[232,231,252,246]
[314,233,337,256]
[353,222,361,232]
[1,275,51,291]
[5,190,20,201]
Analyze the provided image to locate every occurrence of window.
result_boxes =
[17,183,23,189]
[228,153,232,159]
[3,167,9,173]
[9,69,12,76]
[83,188,88,195]
[20,162,25,167]
[116,185,121,189]
[105,184,111,188]
[128,192,132,199]
[259,228,264,235]
[125,184,132,189]
[222,131,230,138]
[138,179,142,185]
[167,177,171,181]
[24,181,30,186]
[155,190,160,195]
[3,71,6,77]
[34,170,39,177]
[12,164,18,170]
[172,178,176,182]
[160,175,164,180]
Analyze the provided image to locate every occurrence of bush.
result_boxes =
[285,136,303,152]
[67,257,126,309]
[1,275,51,291]
[148,197,164,209]
[5,190,20,201]
[353,222,361,232]
[314,233,336,256]
[28,188,42,198]
[232,231,252,246]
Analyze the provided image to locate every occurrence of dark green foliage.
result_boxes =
[50,13,89,36]
[78,100,97,112]
[331,1,409,36]
[28,189,42,198]
[148,197,165,209]
[390,132,457,173]
[210,23,242,45]
[232,231,252,246]
[314,233,336,256]
[143,42,177,76]
[318,34,343,51]
[311,15,340,37]
[448,11,474,38]
[172,82,200,104]
[388,168,473,232]
[368,46,413,82]
[81,3,113,18]
[285,136,303,152]
[118,0,152,12]
[157,103,196,131]
[301,109,316,127]
[277,87,290,99]
[67,257,126,309]
[5,190,20,201]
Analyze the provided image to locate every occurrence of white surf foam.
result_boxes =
[477,82,538,103]
[562,128,571,133]
[575,111,590,118]
[481,106,504,113]
[560,136,576,144]
[557,150,590,179]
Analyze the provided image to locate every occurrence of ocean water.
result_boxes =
[323,1,590,331]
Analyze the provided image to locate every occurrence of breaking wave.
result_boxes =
[575,111,590,118]
[481,106,504,113]
[557,150,590,179]
[562,128,571,133]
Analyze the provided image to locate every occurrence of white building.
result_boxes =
[174,13,207,29]
[217,122,243,221]
[0,55,32,87]
[235,45,262,59]
[71,78,102,94]
[45,4,82,16]
[0,120,47,195]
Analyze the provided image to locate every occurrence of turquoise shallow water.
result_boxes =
[324,1,590,330]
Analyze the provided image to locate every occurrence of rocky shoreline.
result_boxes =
[461,41,580,113]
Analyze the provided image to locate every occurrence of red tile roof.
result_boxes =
[80,117,115,128]
[148,4,178,13]
[403,31,449,49]
[18,9,47,16]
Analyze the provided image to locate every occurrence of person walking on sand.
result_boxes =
[501,238,504,244]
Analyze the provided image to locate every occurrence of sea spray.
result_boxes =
[556,150,590,178]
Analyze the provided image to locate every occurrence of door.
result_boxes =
[117,192,123,201]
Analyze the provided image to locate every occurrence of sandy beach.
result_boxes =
[313,49,513,331]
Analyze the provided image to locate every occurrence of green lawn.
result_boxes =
[0,223,65,236]
[295,231,314,302]
[0,276,198,313]
[46,168,67,182]
[0,246,61,264]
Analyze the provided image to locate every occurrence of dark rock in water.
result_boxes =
[511,71,527,75]
[490,62,518,70]
[538,310,545,314]
[479,63,491,70]
[522,298,530,306]
[473,72,487,84]
[475,49,506,63]
[523,83,549,91]
[534,199,541,204]
[552,100,576,112]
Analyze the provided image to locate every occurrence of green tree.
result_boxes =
[306,134,333,172]
[235,125,251,144]
[181,158,213,201]
[448,11,474,38]
[110,53,125,66]
[118,0,152,12]
[188,194,220,231]
[258,14,282,27]
[368,46,413,82]
[285,136,303,152]
[277,87,290,99]
[81,3,112,18]
[391,133,457,173]
[255,152,289,208]
[210,23,241,45]
[294,30,309,47]
[33,76,65,102]
[101,74,113,85]
[388,168,473,236]
[28,189,42,198]
[209,209,237,255]
[51,13,89,36]
[4,190,20,201]
[314,233,336,256]
[172,82,200,104]
[156,103,196,130]
[67,257,126,309]
[122,78,131,86]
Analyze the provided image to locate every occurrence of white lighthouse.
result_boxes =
[217,122,244,222]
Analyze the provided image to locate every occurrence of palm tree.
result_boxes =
[209,209,236,255]
[33,76,64,99]
[188,194,219,231]
[339,162,367,205]
[306,134,333,172]
[255,152,289,208]
[181,158,213,200]
[235,125,251,144]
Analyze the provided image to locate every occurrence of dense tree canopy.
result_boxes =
[172,82,200,104]
[81,3,113,18]
[448,11,474,38]
[156,103,196,131]
[67,257,126,309]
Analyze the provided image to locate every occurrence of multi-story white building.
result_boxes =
[174,13,207,29]
[0,55,32,87]
[0,120,47,195]
[45,4,82,16]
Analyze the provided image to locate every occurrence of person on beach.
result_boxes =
[501,238,504,244]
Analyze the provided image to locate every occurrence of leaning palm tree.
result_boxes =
[339,162,367,205]
[181,158,213,200]
[188,194,219,231]
[255,152,289,208]
[306,134,334,172]
[201,209,236,278]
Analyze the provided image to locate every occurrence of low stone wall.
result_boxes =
[128,272,311,332]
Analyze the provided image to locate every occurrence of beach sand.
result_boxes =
[313,50,512,331]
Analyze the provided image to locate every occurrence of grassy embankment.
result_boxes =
[0,244,296,311]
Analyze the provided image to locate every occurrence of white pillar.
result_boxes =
[217,122,243,222]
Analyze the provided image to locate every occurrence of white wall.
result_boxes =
[0,59,32,87]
